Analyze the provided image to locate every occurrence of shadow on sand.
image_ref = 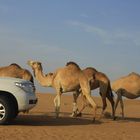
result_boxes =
[10,112,102,126]
[115,116,140,123]
[10,111,140,126]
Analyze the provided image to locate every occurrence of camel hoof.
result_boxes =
[76,112,82,117]
[122,117,125,120]
[70,113,77,117]
[113,116,117,120]
[55,113,59,118]
[92,118,95,123]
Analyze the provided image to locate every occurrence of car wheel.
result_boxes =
[0,96,16,124]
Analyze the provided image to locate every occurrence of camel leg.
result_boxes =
[54,95,57,116]
[114,96,119,117]
[107,93,115,120]
[77,94,88,117]
[77,90,97,121]
[77,94,97,121]
[115,90,124,119]
[71,90,80,117]
[119,94,124,119]
[114,91,121,118]
[76,94,94,117]
[84,94,97,122]
[79,79,97,122]
[99,92,107,119]
[54,93,61,118]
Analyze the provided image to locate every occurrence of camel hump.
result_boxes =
[85,67,98,73]
[66,61,80,70]
[23,69,34,83]
[10,63,21,69]
[95,71,110,84]
[129,72,140,76]
[128,72,140,80]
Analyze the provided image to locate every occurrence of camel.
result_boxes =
[111,72,140,118]
[0,63,34,83]
[27,60,97,121]
[72,67,115,120]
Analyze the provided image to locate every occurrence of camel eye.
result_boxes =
[32,62,35,65]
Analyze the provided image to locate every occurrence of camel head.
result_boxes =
[45,72,54,87]
[27,60,43,71]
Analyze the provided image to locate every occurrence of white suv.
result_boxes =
[0,77,37,124]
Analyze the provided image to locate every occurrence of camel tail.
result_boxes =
[30,76,34,84]
[108,84,114,98]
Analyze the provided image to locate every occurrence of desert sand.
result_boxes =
[0,93,140,140]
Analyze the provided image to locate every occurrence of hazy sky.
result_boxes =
[0,0,140,93]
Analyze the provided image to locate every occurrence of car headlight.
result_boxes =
[15,82,35,93]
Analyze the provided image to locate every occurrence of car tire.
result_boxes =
[0,95,16,124]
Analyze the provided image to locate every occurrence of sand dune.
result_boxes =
[0,93,140,140]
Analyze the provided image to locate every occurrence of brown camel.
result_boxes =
[27,60,97,121]
[0,63,34,83]
[72,67,115,120]
[111,72,140,118]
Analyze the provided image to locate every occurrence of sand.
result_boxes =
[0,93,140,140]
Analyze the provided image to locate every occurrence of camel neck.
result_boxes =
[34,69,47,87]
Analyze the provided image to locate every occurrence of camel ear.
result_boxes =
[27,60,34,64]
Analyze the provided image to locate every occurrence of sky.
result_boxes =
[0,0,140,93]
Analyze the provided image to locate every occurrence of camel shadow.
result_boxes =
[10,112,102,126]
[115,116,140,123]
